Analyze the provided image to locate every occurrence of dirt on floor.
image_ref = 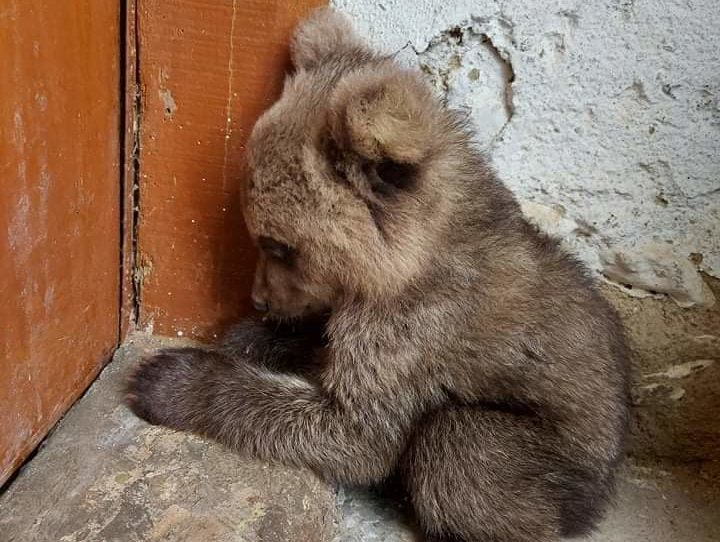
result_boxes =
[600,277,720,463]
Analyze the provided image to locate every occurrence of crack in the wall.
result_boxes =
[129,2,142,327]
[119,0,142,333]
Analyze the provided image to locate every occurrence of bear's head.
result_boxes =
[243,8,464,319]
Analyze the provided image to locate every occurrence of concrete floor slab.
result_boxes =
[2,333,719,541]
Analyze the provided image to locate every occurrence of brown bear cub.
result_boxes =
[127,8,630,542]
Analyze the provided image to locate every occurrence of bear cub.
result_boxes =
[127,8,630,542]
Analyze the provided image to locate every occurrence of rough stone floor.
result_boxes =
[1,334,719,541]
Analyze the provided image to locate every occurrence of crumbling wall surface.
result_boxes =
[334,0,719,307]
[333,0,720,460]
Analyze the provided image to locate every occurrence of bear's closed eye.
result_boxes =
[258,236,295,262]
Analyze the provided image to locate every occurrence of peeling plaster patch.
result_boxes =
[692,334,719,344]
[637,382,686,403]
[416,23,514,147]
[668,387,686,401]
[645,359,715,380]
[638,360,716,403]
[600,243,715,308]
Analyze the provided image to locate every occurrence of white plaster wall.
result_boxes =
[332,0,720,307]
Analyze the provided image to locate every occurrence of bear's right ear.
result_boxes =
[328,67,439,167]
[290,8,367,70]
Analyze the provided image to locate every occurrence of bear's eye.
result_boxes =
[362,159,416,196]
[259,236,295,262]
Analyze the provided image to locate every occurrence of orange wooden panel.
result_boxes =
[0,1,121,486]
[137,0,325,338]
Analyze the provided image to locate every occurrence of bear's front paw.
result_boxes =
[125,347,212,430]
[217,319,276,358]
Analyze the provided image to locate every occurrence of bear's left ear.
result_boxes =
[328,66,440,168]
[290,8,367,70]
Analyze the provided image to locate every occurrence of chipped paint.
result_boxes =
[159,88,177,118]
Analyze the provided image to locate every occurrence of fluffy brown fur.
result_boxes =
[127,8,630,541]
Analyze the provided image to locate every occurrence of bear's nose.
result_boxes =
[252,297,269,313]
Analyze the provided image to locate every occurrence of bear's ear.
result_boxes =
[290,8,366,70]
[328,67,439,169]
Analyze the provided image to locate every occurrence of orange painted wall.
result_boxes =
[136,0,325,338]
[0,1,122,486]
